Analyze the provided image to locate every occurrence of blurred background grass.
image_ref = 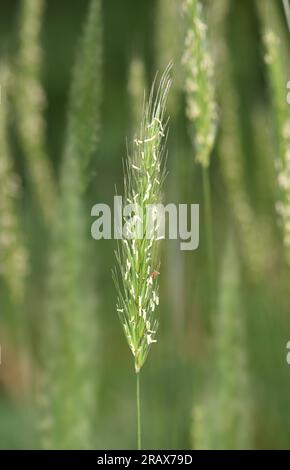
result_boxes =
[0,0,290,449]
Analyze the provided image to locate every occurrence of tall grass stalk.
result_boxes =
[64,0,102,187]
[209,0,267,280]
[182,0,217,293]
[260,1,290,265]
[192,240,251,449]
[219,85,267,279]
[202,165,214,287]
[15,0,56,224]
[39,0,102,449]
[113,67,171,449]
[0,63,27,305]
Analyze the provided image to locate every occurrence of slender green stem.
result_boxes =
[136,372,141,450]
[202,166,215,299]
[282,0,290,36]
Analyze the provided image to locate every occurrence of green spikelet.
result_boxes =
[259,0,290,265]
[0,63,27,304]
[182,0,217,167]
[114,67,171,450]
[39,0,102,449]
[192,240,251,450]
[182,0,218,296]
[15,0,56,223]
[113,67,171,375]
[64,0,102,188]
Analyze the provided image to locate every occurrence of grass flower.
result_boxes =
[39,0,102,449]
[64,0,102,187]
[114,66,171,449]
[182,0,218,299]
[0,63,27,304]
[15,0,56,224]
[260,0,290,265]
[182,0,217,168]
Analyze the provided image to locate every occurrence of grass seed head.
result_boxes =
[114,66,171,373]
[182,0,217,167]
